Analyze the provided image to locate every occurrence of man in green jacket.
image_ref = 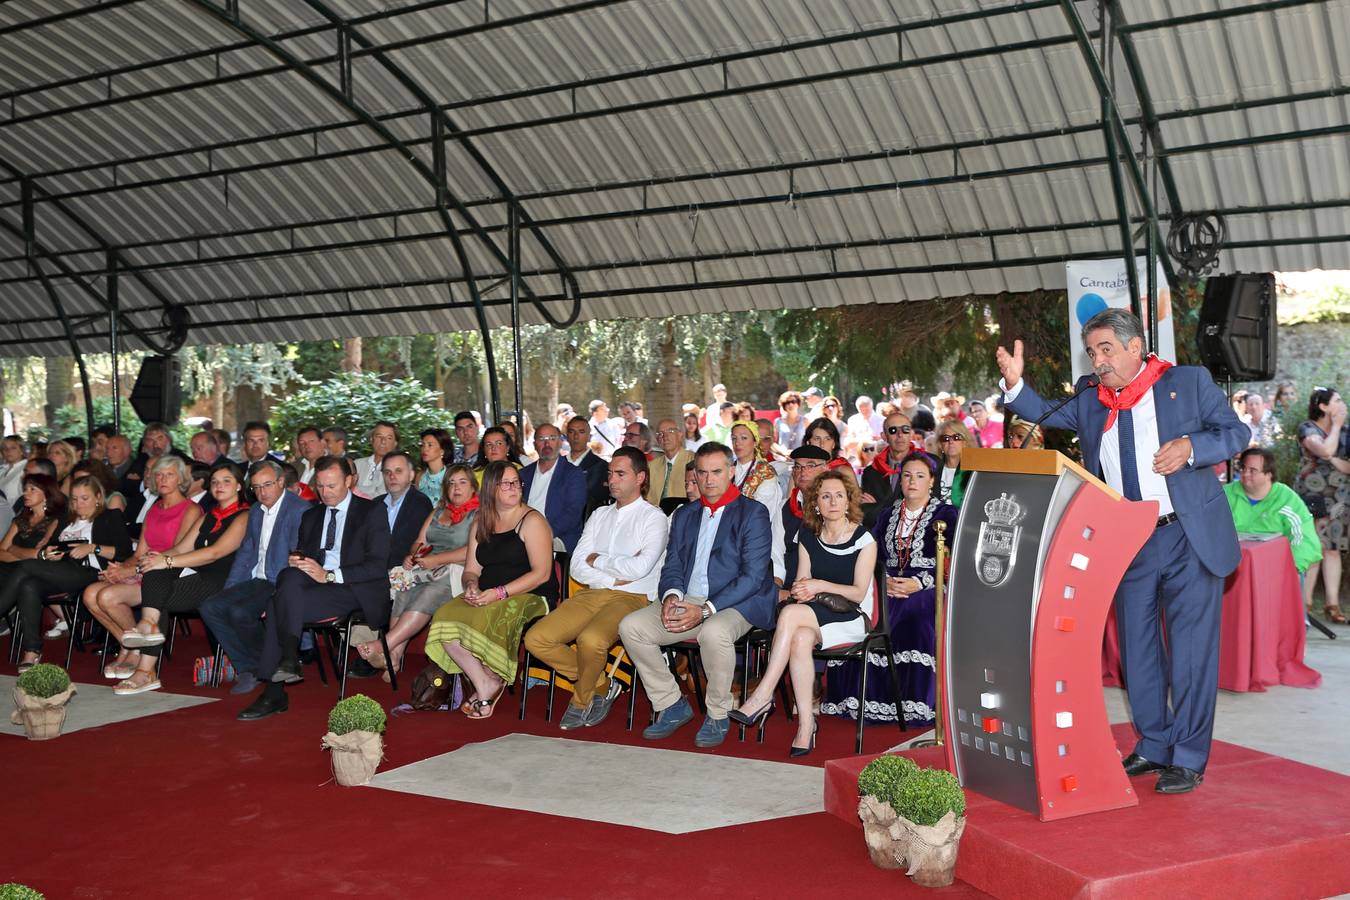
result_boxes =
[1224,448,1322,574]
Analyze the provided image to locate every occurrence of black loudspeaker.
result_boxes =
[1197,273,1277,381]
[129,355,182,425]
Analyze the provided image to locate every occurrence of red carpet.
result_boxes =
[825,725,1350,899]
[3,631,989,898]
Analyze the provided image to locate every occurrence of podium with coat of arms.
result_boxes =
[940,448,1157,822]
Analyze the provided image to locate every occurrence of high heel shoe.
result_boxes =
[728,698,775,727]
[789,721,819,758]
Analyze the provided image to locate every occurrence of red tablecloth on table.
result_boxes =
[1102,536,1322,692]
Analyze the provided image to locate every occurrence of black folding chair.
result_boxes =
[813,582,908,753]
[304,610,398,699]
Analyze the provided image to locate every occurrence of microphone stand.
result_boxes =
[1018,374,1101,448]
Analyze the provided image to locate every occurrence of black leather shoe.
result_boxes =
[298,647,318,665]
[346,658,378,679]
[1155,766,1204,794]
[1121,753,1167,777]
[237,693,288,721]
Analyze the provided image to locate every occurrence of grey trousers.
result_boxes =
[618,601,751,719]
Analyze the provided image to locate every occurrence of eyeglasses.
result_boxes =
[792,462,826,472]
[939,435,966,443]
[535,435,560,442]
[886,425,913,435]
[660,427,681,435]
[823,403,838,408]
[498,480,522,490]
[251,480,279,492]
[783,400,799,406]
[1237,466,1267,475]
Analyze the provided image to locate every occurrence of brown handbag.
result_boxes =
[810,591,858,614]
[409,664,455,711]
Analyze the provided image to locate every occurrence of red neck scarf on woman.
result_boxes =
[826,456,852,472]
[700,482,741,517]
[1096,355,1173,431]
[446,495,480,524]
[209,500,247,533]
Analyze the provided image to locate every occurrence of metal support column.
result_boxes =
[107,250,121,433]
[1099,1,1143,330]
[509,204,523,421]
[32,257,95,436]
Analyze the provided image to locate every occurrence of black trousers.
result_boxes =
[137,569,228,658]
[256,567,362,678]
[0,559,100,652]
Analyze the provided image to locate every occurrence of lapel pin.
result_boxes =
[1169,392,1176,400]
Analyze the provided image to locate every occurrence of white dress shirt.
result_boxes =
[252,495,284,581]
[353,455,384,499]
[736,458,785,581]
[527,460,558,511]
[321,492,354,582]
[0,461,23,505]
[569,497,668,601]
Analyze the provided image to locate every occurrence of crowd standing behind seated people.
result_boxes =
[5,365,1342,753]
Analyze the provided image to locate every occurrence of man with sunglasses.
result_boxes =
[860,413,917,527]
[198,459,312,696]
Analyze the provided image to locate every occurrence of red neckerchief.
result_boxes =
[446,495,480,524]
[209,500,248,533]
[645,451,656,462]
[788,489,803,520]
[1097,355,1173,431]
[870,453,901,477]
[700,483,741,517]
[296,483,317,502]
[826,457,852,472]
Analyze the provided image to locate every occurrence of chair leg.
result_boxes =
[736,647,750,742]
[164,615,177,662]
[211,642,226,688]
[310,630,329,685]
[517,651,532,720]
[338,621,353,700]
[546,666,557,722]
[755,644,768,745]
[627,667,639,731]
[881,634,908,735]
[378,629,398,692]
[855,641,872,755]
[64,603,81,671]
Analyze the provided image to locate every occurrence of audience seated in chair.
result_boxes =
[238,455,391,720]
[199,460,310,695]
[1225,448,1322,575]
[524,447,668,730]
[564,415,610,514]
[617,442,777,749]
[520,424,587,553]
[650,418,696,505]
[424,461,553,720]
[732,468,877,755]
[114,461,251,695]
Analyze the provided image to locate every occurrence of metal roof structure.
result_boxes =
[1,0,1348,364]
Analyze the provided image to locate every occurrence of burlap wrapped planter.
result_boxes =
[322,730,384,786]
[11,684,76,741]
[858,795,965,887]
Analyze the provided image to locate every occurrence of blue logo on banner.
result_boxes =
[1076,292,1108,325]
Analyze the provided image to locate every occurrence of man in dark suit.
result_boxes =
[199,460,311,695]
[563,415,610,516]
[238,455,391,720]
[618,442,778,749]
[999,308,1248,794]
[859,411,915,527]
[520,424,587,552]
[121,423,191,526]
[346,449,433,680]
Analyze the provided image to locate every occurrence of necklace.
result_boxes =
[895,502,927,572]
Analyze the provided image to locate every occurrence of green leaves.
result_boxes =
[269,371,449,457]
[328,693,387,735]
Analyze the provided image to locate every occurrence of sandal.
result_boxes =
[121,625,164,648]
[113,671,161,696]
[1325,605,1348,625]
[464,682,507,720]
[17,654,42,674]
[380,655,405,685]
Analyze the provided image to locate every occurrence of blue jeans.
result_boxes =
[199,579,274,678]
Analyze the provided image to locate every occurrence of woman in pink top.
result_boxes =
[83,455,203,679]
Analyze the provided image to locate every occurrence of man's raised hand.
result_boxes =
[996,339,1025,389]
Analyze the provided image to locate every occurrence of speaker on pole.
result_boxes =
[1196,273,1277,381]
[129,355,182,425]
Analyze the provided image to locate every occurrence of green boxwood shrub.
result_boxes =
[328,694,386,735]
[16,664,71,699]
[0,883,45,900]
[858,754,919,801]
[892,768,967,826]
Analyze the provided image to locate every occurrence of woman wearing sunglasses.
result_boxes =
[934,419,974,509]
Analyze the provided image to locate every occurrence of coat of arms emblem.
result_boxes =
[975,492,1024,587]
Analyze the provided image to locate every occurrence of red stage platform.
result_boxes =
[825,724,1350,899]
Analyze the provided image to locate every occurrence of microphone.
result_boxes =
[1018,374,1101,449]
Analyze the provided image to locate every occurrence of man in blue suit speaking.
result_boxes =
[619,442,778,749]
[998,308,1249,794]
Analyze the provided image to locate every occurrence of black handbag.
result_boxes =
[1299,492,1330,520]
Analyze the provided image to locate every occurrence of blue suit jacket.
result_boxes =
[659,495,778,629]
[1006,365,1249,577]
[224,490,312,588]
[520,457,588,553]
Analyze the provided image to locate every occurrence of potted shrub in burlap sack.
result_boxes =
[323,694,386,786]
[0,883,45,899]
[11,663,76,741]
[858,757,967,887]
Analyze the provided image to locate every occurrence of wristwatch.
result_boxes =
[325,570,336,583]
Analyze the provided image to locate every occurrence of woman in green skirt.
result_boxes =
[425,460,554,718]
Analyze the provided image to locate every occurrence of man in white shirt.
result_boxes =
[523,447,668,730]
[588,400,622,459]
[199,460,310,695]
[354,421,399,499]
[0,435,27,510]
[295,426,326,485]
[845,395,884,444]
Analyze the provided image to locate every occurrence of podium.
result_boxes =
[941,449,1156,821]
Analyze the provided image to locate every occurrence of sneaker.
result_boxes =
[694,715,730,748]
[642,696,694,740]
[584,680,625,728]
[559,702,591,731]
[44,620,69,639]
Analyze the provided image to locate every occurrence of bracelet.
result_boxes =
[166,556,174,570]
[495,585,508,601]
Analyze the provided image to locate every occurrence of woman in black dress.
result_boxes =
[0,474,64,635]
[730,468,877,755]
